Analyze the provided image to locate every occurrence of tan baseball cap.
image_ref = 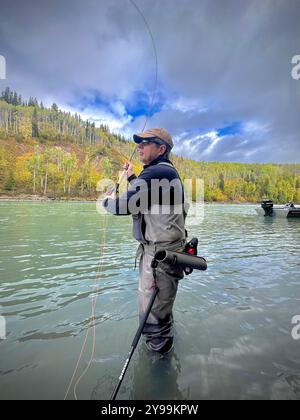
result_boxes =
[133,128,174,149]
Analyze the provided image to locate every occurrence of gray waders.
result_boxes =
[135,239,186,354]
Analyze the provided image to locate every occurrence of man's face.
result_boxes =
[137,141,166,165]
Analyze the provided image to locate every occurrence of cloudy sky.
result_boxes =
[0,0,299,163]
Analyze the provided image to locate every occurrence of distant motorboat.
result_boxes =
[256,200,300,218]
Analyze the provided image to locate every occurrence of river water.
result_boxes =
[0,202,300,400]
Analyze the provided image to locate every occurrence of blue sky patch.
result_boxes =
[69,89,164,120]
[217,121,243,137]
[68,90,111,113]
[123,90,164,120]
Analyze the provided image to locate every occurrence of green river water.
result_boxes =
[0,202,300,400]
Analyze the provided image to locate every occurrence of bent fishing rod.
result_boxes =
[111,239,207,400]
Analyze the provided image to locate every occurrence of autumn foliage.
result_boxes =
[0,88,299,202]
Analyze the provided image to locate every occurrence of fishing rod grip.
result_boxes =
[115,151,136,194]
[154,250,207,271]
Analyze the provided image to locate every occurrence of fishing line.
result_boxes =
[64,216,108,400]
[116,0,158,191]
[73,220,108,400]
[64,0,159,400]
[129,0,158,133]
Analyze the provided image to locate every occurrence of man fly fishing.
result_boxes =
[103,128,188,355]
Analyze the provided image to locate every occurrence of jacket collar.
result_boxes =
[143,155,173,169]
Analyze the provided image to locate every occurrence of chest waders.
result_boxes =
[111,239,207,400]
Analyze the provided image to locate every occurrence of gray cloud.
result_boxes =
[0,0,299,162]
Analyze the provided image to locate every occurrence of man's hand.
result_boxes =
[123,162,134,178]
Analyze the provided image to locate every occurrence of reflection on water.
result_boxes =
[91,345,184,400]
[0,202,300,400]
[130,345,183,400]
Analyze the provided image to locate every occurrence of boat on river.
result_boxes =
[256,200,300,218]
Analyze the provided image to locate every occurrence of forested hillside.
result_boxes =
[1,87,299,203]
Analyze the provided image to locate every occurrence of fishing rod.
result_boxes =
[111,239,207,400]
[115,146,137,195]
[111,286,159,400]
[115,0,158,196]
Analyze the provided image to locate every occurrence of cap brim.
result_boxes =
[133,133,156,143]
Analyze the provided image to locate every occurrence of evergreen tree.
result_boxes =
[3,87,11,103]
[28,97,36,107]
[32,107,39,138]
[219,173,225,191]
[13,92,18,106]
[51,103,59,112]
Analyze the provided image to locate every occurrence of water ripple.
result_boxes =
[1,202,300,400]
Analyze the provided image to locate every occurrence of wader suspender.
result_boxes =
[157,162,189,237]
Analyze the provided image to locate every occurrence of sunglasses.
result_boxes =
[138,138,164,146]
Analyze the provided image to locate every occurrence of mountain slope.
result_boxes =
[0,88,299,203]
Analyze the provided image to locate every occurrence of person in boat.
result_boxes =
[103,128,188,355]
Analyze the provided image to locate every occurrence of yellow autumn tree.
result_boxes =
[18,108,33,141]
[15,153,32,190]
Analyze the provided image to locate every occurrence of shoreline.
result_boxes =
[0,194,97,202]
[0,194,258,205]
